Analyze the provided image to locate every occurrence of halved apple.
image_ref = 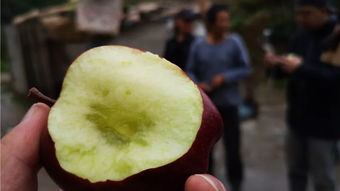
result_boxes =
[40,46,223,191]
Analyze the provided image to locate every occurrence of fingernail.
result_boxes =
[218,180,227,191]
[21,103,41,123]
[195,174,226,191]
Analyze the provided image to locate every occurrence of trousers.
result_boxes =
[209,105,243,190]
[286,130,338,191]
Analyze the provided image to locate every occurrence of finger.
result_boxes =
[202,85,210,91]
[265,52,275,59]
[275,57,285,65]
[1,103,50,169]
[185,174,226,191]
[1,103,50,191]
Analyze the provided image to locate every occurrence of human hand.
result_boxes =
[197,82,212,93]
[1,103,50,191]
[211,74,224,89]
[264,52,282,67]
[185,174,226,191]
[1,103,226,191]
[280,55,302,73]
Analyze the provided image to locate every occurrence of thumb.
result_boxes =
[185,174,226,191]
[1,103,50,191]
[1,103,50,168]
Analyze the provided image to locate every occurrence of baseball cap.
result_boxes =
[296,0,334,11]
[175,9,197,21]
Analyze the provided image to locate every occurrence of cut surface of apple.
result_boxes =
[48,46,203,183]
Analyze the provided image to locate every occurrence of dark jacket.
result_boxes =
[164,34,195,70]
[286,18,340,140]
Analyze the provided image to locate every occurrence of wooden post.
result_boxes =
[4,25,28,95]
[17,21,56,96]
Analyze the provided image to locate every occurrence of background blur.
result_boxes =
[1,0,339,190]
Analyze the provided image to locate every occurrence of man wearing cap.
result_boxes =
[164,9,196,70]
[264,0,340,191]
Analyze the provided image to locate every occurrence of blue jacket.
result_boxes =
[186,34,251,107]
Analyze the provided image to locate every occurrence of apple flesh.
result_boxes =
[41,46,223,191]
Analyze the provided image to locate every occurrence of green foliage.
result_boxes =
[230,0,296,46]
[1,59,9,73]
[215,0,338,47]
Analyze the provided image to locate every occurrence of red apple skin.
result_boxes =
[40,45,223,191]
[41,89,223,191]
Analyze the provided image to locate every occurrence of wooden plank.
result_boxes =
[34,22,56,96]
[17,21,56,96]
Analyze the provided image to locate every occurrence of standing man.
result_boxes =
[186,4,251,191]
[264,0,340,191]
[164,9,196,70]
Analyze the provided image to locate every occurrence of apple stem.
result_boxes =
[27,87,56,107]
